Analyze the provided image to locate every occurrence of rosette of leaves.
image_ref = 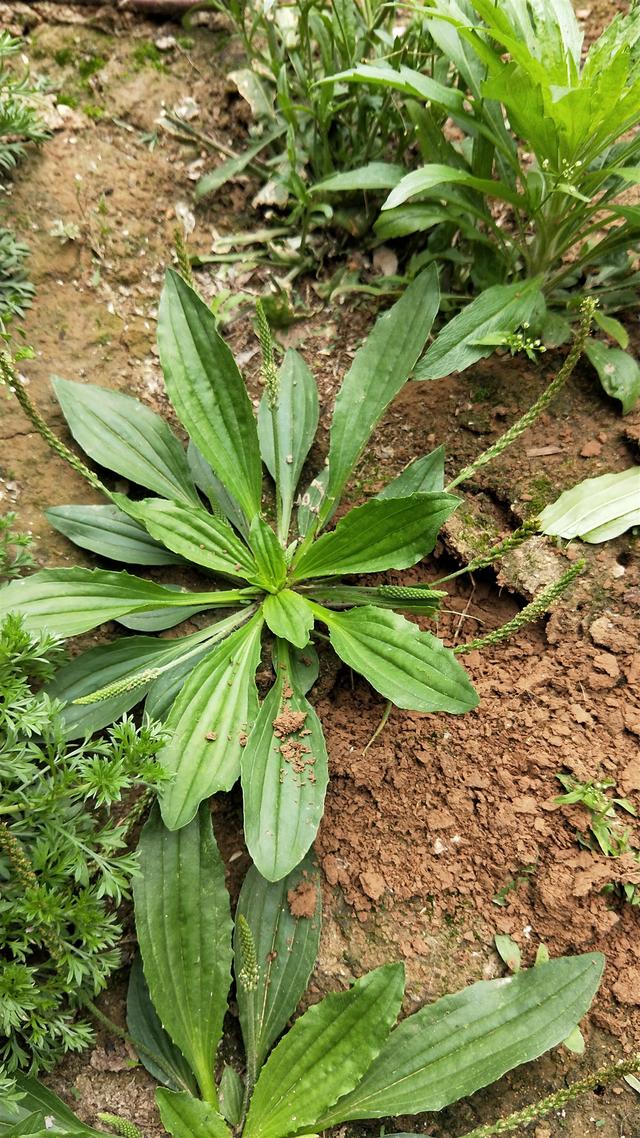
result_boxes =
[0,807,605,1138]
[0,266,480,881]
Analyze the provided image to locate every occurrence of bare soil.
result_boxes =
[1,4,639,1137]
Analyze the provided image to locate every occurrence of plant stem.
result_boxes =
[434,519,540,585]
[1,351,109,496]
[454,561,584,655]
[457,1053,640,1138]
[446,297,597,492]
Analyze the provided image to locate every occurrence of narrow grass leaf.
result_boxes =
[312,161,405,193]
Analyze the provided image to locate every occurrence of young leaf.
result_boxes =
[317,604,478,714]
[242,648,329,881]
[414,279,544,380]
[234,855,322,1076]
[262,590,315,650]
[156,1091,231,1138]
[196,126,287,199]
[584,339,640,414]
[52,377,199,506]
[127,955,199,1095]
[243,964,405,1138]
[317,953,604,1124]
[540,466,640,542]
[248,516,287,590]
[292,492,458,580]
[45,504,183,566]
[257,350,319,540]
[318,63,465,113]
[218,1067,244,1128]
[160,612,264,830]
[593,310,629,350]
[376,446,445,498]
[134,805,233,1105]
[494,934,521,972]
[318,267,440,527]
[0,568,244,638]
[157,269,262,521]
[116,496,258,580]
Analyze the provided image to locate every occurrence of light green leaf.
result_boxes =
[382,163,522,212]
[242,647,328,881]
[196,127,286,199]
[243,964,405,1138]
[118,593,204,631]
[377,446,445,498]
[157,269,262,520]
[218,1067,244,1128]
[262,591,315,650]
[0,568,248,638]
[45,504,182,566]
[317,604,478,714]
[312,162,405,194]
[562,1025,585,1054]
[593,311,630,351]
[585,339,640,414]
[297,467,328,538]
[248,516,287,590]
[415,279,544,380]
[494,934,521,972]
[258,350,319,541]
[319,267,440,527]
[319,62,465,113]
[116,496,258,580]
[1,1078,103,1137]
[293,492,459,580]
[52,377,199,506]
[160,612,264,830]
[318,953,604,1124]
[156,1091,231,1138]
[127,955,199,1094]
[235,855,322,1074]
[540,466,640,543]
[134,805,233,1105]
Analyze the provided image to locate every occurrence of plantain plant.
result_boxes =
[0,806,606,1137]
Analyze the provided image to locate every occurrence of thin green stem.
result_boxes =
[458,1054,640,1138]
[446,297,597,492]
[434,519,540,585]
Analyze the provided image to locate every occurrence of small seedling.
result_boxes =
[555,773,640,904]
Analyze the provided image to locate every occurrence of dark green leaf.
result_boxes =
[52,377,199,506]
[127,955,199,1094]
[135,805,233,1105]
[258,350,319,541]
[242,647,328,880]
[374,204,450,241]
[319,63,465,113]
[262,590,315,650]
[382,164,522,211]
[377,446,445,498]
[160,612,263,830]
[45,504,182,566]
[235,855,322,1074]
[318,604,478,714]
[318,954,604,1123]
[292,492,458,580]
[157,269,262,520]
[156,1091,231,1138]
[218,1067,244,1128]
[187,440,249,539]
[196,126,286,199]
[1,1079,103,1137]
[244,964,405,1138]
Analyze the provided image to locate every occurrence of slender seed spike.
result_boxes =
[73,669,163,704]
[236,914,259,992]
[436,519,541,584]
[98,1114,144,1138]
[455,561,584,655]
[174,226,195,290]
[256,299,279,408]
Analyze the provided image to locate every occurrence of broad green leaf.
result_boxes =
[312,162,405,194]
[52,377,199,506]
[134,805,233,1105]
[45,504,182,566]
[248,516,287,590]
[374,204,450,241]
[218,1067,244,1127]
[0,1078,103,1137]
[0,568,253,638]
[144,642,220,721]
[196,126,287,199]
[118,594,204,631]
[319,63,465,114]
[235,855,322,1074]
[243,964,405,1138]
[377,446,445,498]
[242,648,328,880]
[0,1112,47,1137]
[156,1091,231,1138]
[593,310,629,350]
[292,492,459,580]
[414,279,544,380]
[317,953,604,1124]
[319,267,440,527]
[258,350,319,540]
[160,612,263,829]
[382,164,522,212]
[157,269,262,521]
[187,440,249,539]
[116,496,258,580]
[540,466,640,543]
[262,590,315,650]
[317,604,478,714]
[127,954,199,1094]
[585,339,640,414]
[274,639,320,695]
